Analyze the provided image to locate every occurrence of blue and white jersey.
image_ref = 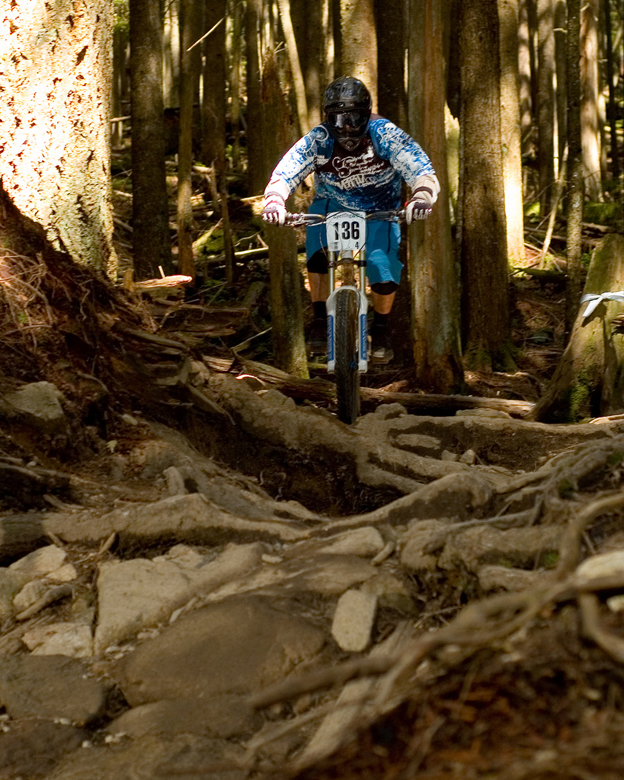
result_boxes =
[267,116,437,212]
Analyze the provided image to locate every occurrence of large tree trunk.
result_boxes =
[262,53,308,378]
[409,0,463,393]
[499,0,526,265]
[130,0,173,280]
[376,0,407,128]
[339,0,377,107]
[566,0,585,337]
[459,0,510,371]
[0,0,116,274]
[581,0,603,201]
[531,235,624,422]
[276,0,309,135]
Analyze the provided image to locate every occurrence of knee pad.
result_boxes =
[370,281,398,295]
[307,250,329,274]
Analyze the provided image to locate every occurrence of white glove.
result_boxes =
[405,173,439,225]
[262,193,287,225]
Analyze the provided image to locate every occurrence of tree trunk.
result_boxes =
[201,0,227,169]
[602,0,620,182]
[177,0,200,279]
[276,0,310,135]
[0,0,116,274]
[299,0,324,128]
[499,0,526,265]
[566,0,584,337]
[246,0,267,194]
[163,0,180,108]
[229,0,243,169]
[518,0,534,156]
[376,0,407,128]
[262,53,308,378]
[112,26,128,147]
[130,0,172,280]
[409,0,463,393]
[581,0,603,201]
[531,235,624,422]
[459,0,510,371]
[537,0,555,216]
[554,0,567,167]
[339,0,378,107]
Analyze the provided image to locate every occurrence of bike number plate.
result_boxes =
[326,212,366,252]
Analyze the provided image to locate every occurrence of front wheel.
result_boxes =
[334,288,360,424]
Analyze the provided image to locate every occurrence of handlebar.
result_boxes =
[284,209,406,226]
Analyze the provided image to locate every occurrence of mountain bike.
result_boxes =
[285,209,405,424]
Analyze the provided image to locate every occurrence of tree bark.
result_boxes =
[531,235,624,422]
[262,53,308,378]
[0,0,116,274]
[163,0,180,108]
[498,0,526,265]
[554,0,567,167]
[581,0,603,201]
[201,0,227,168]
[566,0,584,337]
[276,0,310,135]
[518,0,534,156]
[339,0,378,107]
[602,0,620,182]
[246,0,267,194]
[537,0,556,216]
[459,0,510,371]
[409,0,463,393]
[130,0,173,279]
[376,0,407,128]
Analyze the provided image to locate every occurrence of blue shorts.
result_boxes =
[305,198,403,286]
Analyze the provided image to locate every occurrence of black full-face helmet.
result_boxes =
[323,76,372,151]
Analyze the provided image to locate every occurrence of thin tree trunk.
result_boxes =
[554,0,567,167]
[130,0,172,279]
[566,0,584,337]
[246,0,266,194]
[302,0,324,128]
[276,0,309,134]
[230,0,243,169]
[603,0,620,182]
[518,0,534,155]
[112,26,128,147]
[177,0,199,279]
[409,0,463,393]
[499,0,526,265]
[537,0,555,216]
[340,0,378,107]
[163,0,180,108]
[581,0,603,200]
[262,53,308,378]
[201,0,227,168]
[376,0,407,127]
[460,0,510,370]
[323,0,335,84]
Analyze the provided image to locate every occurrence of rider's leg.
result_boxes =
[309,271,329,303]
[306,251,330,351]
[366,222,402,363]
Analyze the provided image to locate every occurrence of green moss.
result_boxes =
[540,551,559,569]
[584,201,624,229]
[608,451,624,466]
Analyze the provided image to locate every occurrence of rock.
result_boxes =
[48,563,78,582]
[320,527,386,558]
[94,543,264,654]
[117,596,325,705]
[0,720,85,779]
[456,408,512,419]
[331,589,378,653]
[1,381,67,434]
[0,568,27,620]
[106,695,261,740]
[0,655,106,725]
[400,520,452,572]
[23,623,93,658]
[441,450,458,461]
[13,579,49,612]
[359,572,415,613]
[393,432,442,456]
[371,403,408,420]
[9,544,67,579]
[576,550,624,584]
[459,449,477,465]
[478,565,551,592]
[164,465,187,496]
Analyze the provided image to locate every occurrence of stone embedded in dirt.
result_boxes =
[331,589,378,653]
[459,448,477,465]
[0,720,86,779]
[392,432,442,457]
[0,655,106,725]
[575,550,624,584]
[117,596,325,705]
[23,622,93,658]
[0,568,28,620]
[0,381,67,434]
[359,571,415,613]
[94,542,264,655]
[400,519,453,572]
[106,695,261,740]
[439,525,563,573]
[455,408,512,419]
[164,465,187,496]
[319,527,386,558]
[48,563,78,582]
[9,544,67,579]
[478,565,552,592]
[12,579,49,613]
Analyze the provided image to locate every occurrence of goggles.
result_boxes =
[326,109,370,133]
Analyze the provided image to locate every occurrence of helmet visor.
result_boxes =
[326,109,370,136]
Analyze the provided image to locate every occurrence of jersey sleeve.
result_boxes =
[265,125,332,198]
[370,118,437,190]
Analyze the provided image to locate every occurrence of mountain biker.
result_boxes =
[262,76,439,363]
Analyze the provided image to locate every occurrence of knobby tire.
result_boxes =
[335,289,360,424]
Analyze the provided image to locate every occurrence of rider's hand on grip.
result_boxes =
[405,198,433,224]
[262,194,287,226]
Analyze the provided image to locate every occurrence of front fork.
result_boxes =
[326,249,368,373]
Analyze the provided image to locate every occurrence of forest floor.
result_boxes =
[2,164,624,779]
